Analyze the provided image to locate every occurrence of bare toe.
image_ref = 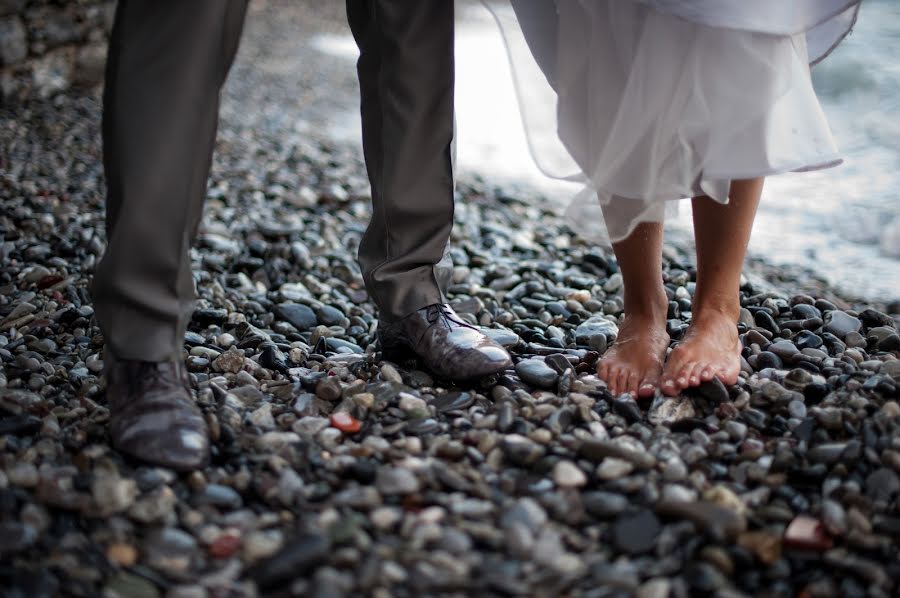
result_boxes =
[623,371,639,396]
[597,361,610,383]
[661,377,679,396]
[687,363,704,387]
[613,368,629,396]
[637,382,656,399]
[675,362,695,390]
[604,364,619,394]
[718,366,739,386]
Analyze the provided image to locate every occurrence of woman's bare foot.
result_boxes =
[597,309,670,398]
[660,310,741,396]
[597,220,669,398]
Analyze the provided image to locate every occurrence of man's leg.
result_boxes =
[94,0,248,362]
[347,0,455,321]
[92,0,248,470]
[346,0,512,380]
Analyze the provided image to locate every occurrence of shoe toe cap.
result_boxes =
[113,416,210,471]
[444,344,513,379]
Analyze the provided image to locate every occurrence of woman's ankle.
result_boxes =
[623,289,669,323]
[690,304,740,330]
[689,291,740,325]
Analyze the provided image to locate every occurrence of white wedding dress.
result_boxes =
[484,0,861,242]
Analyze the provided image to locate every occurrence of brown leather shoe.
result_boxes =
[378,303,513,380]
[104,358,209,471]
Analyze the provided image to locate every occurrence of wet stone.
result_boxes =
[0,414,42,436]
[244,530,284,563]
[500,497,547,533]
[104,573,160,598]
[143,527,198,576]
[553,460,587,488]
[724,420,747,441]
[769,340,799,361]
[784,515,833,551]
[737,531,782,565]
[92,474,138,515]
[859,308,894,328]
[213,347,246,374]
[292,393,318,417]
[756,351,783,370]
[315,376,343,401]
[824,311,862,339]
[379,363,403,384]
[697,377,729,403]
[0,521,38,554]
[129,486,177,524]
[822,499,848,536]
[611,509,661,555]
[865,468,900,503]
[481,328,520,348]
[274,303,317,331]
[514,358,559,389]
[197,484,243,510]
[209,533,242,559]
[106,542,139,567]
[579,438,656,469]
[405,418,440,435]
[7,462,39,487]
[428,391,474,413]
[807,442,849,465]
[648,396,696,425]
[787,399,807,419]
[545,353,574,374]
[315,304,345,326]
[636,579,672,598]
[611,396,642,423]
[685,563,729,594]
[754,311,780,334]
[794,330,824,350]
[376,467,420,495]
[878,333,900,351]
[596,457,634,480]
[574,316,618,349]
[398,393,428,417]
[252,534,331,592]
[583,491,629,518]
[655,500,747,542]
[330,412,362,434]
[503,434,546,466]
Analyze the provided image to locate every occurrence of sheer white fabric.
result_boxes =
[484,0,859,243]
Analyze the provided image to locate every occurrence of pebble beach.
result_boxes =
[1,2,899,597]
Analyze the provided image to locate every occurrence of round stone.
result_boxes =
[553,460,587,488]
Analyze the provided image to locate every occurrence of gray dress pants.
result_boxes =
[91,0,455,362]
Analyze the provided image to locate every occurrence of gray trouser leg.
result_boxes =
[92,0,248,361]
[347,0,456,322]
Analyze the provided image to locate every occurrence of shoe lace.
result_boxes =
[425,304,475,330]
[127,361,171,396]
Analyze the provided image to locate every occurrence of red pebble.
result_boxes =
[783,515,833,551]
[208,533,241,558]
[37,274,65,290]
[331,412,362,434]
